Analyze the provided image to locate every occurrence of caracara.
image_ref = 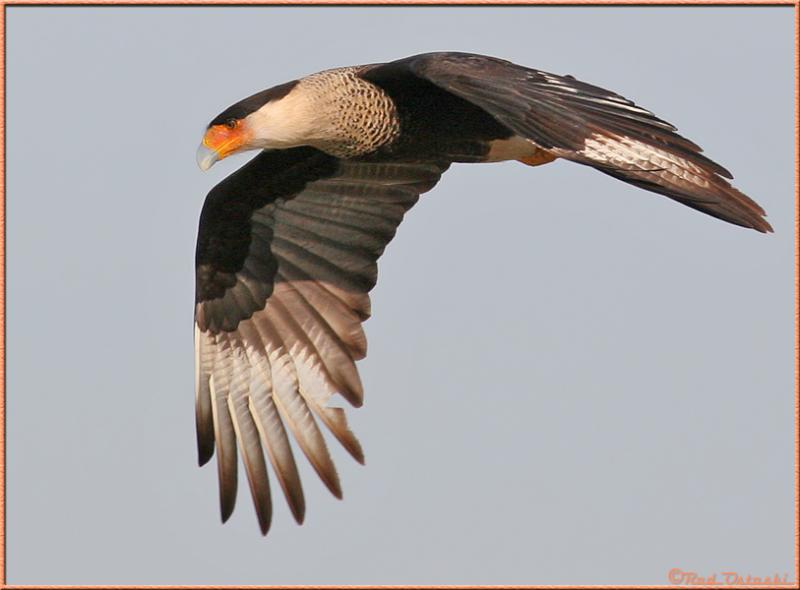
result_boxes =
[194,52,771,535]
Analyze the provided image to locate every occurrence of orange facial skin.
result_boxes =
[202,121,251,160]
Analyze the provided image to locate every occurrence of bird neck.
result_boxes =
[261,68,401,158]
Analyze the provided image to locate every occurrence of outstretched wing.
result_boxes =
[195,147,449,534]
[363,52,771,232]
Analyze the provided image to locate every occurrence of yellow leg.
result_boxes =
[518,150,557,167]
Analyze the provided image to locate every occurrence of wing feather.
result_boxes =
[276,271,367,359]
[195,148,448,533]
[273,225,378,275]
[277,255,373,320]
[194,327,216,466]
[367,52,770,232]
[207,336,238,522]
[224,332,273,534]
[237,320,306,523]
[272,281,364,406]
[274,207,389,253]
[266,291,364,463]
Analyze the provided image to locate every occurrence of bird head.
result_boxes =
[196,117,252,171]
[197,80,304,171]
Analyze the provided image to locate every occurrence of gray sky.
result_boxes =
[5,6,794,586]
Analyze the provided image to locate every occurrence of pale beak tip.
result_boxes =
[196,144,219,171]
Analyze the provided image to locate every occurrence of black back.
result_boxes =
[360,61,513,162]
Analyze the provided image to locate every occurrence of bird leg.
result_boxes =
[517,150,557,167]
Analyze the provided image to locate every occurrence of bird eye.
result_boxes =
[225,118,238,130]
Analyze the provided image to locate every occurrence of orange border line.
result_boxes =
[1,588,794,590]
[0,2,797,589]
[2,584,798,590]
[1,0,6,585]
[794,2,799,588]
[0,0,796,5]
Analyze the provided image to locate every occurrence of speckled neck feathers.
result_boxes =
[292,67,401,158]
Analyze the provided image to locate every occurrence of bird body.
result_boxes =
[194,52,771,535]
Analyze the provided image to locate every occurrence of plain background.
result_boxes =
[5,6,795,585]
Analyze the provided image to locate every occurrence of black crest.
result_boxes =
[208,79,299,127]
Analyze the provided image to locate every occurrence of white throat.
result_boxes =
[246,89,320,150]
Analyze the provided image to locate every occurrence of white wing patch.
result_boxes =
[195,280,366,533]
[580,132,712,187]
[195,157,448,533]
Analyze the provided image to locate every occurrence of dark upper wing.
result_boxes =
[195,147,449,534]
[362,52,771,232]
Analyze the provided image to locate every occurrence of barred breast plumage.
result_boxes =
[296,67,401,158]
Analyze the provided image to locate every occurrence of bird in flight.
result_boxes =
[194,51,771,535]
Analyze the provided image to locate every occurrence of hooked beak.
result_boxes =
[196,144,218,171]
[196,122,249,171]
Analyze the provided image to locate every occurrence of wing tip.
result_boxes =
[339,426,365,464]
[197,441,215,466]
[257,511,272,536]
[290,500,306,525]
[321,469,343,500]
[218,464,238,524]
[350,443,366,465]
[751,217,773,234]
[220,496,236,523]
[278,475,306,525]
